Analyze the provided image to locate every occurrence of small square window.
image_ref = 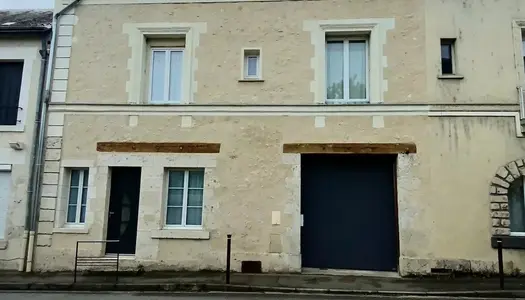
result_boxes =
[165,169,204,227]
[66,169,89,224]
[242,49,261,80]
[440,39,456,75]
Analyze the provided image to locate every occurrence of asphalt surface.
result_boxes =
[0,292,518,300]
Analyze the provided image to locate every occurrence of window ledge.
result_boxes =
[0,240,7,250]
[53,227,89,234]
[437,74,464,80]
[0,126,24,132]
[238,79,264,82]
[151,229,210,240]
[491,235,525,249]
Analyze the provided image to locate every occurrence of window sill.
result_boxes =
[151,229,210,240]
[491,235,525,249]
[437,74,464,80]
[0,240,7,250]
[53,227,89,234]
[238,79,264,82]
[0,126,24,132]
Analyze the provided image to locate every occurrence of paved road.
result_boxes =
[0,292,516,300]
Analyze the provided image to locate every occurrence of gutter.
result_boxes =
[22,0,83,273]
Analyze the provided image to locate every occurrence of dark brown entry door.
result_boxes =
[301,154,398,271]
[106,167,141,254]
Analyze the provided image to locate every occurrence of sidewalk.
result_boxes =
[1,271,525,298]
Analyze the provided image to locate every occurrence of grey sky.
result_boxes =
[0,0,54,9]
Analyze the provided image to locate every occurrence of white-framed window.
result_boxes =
[242,48,261,80]
[326,37,369,103]
[165,169,204,227]
[66,169,89,224]
[149,48,184,103]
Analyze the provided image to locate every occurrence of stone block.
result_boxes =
[491,195,508,203]
[41,184,58,198]
[517,159,524,167]
[38,222,54,234]
[36,234,52,247]
[46,137,63,149]
[496,187,508,195]
[45,149,61,161]
[39,209,55,222]
[492,177,510,188]
[492,228,511,235]
[491,211,509,218]
[520,166,525,176]
[40,197,56,210]
[42,173,59,185]
[490,203,500,210]
[505,175,514,182]
[507,162,521,179]
[44,161,60,173]
[492,218,501,226]
[490,186,497,194]
[497,167,510,179]
[501,219,511,227]
[501,203,509,210]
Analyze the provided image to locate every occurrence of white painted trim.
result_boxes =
[304,18,395,104]
[165,169,204,227]
[0,45,37,131]
[123,22,207,104]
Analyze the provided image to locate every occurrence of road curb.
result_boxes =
[0,282,524,298]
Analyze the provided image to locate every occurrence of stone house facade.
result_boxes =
[29,0,525,275]
[0,10,52,270]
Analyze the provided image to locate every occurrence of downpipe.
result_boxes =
[22,0,83,272]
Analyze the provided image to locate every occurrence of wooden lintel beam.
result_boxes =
[282,143,417,154]
[96,142,221,153]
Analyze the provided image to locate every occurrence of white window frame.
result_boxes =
[149,47,185,103]
[66,169,88,225]
[325,36,369,104]
[165,169,204,229]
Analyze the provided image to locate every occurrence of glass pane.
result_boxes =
[166,207,182,225]
[188,170,204,188]
[70,170,80,187]
[188,189,203,207]
[326,41,344,100]
[68,187,79,205]
[508,180,525,232]
[80,205,86,223]
[67,205,76,223]
[167,188,183,206]
[81,187,88,205]
[440,44,452,60]
[169,51,183,102]
[186,207,202,226]
[151,51,166,102]
[82,170,89,186]
[168,171,184,188]
[247,56,258,76]
[348,42,367,100]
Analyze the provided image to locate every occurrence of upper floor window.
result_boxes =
[440,39,456,75]
[147,38,185,104]
[326,37,368,103]
[66,169,89,224]
[0,62,23,125]
[165,169,204,227]
[522,32,525,74]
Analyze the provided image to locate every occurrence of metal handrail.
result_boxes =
[74,240,120,284]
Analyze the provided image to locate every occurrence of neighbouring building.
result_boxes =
[29,0,525,275]
[0,10,52,270]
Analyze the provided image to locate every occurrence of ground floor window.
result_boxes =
[165,169,204,227]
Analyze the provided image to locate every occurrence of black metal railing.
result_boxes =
[497,238,504,290]
[74,240,120,284]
